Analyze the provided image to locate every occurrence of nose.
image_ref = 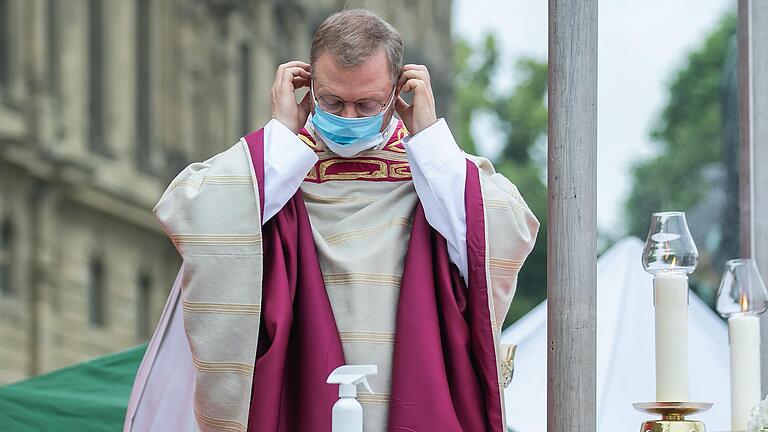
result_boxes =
[339,102,358,118]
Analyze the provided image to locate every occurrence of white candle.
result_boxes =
[729,314,761,431]
[653,273,689,402]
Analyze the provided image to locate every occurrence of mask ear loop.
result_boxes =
[309,78,318,108]
[382,86,397,112]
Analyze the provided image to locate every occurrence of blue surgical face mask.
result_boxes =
[310,84,395,157]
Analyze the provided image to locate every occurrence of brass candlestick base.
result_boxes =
[633,402,713,432]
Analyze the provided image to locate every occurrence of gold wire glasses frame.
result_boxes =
[310,80,396,117]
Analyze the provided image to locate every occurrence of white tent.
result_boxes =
[502,237,732,431]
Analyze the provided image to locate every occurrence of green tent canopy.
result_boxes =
[0,345,146,432]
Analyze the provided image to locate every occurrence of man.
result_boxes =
[124,9,538,432]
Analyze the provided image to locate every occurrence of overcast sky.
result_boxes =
[453,0,733,235]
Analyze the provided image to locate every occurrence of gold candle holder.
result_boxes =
[633,402,713,432]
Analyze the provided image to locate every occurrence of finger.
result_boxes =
[282,67,311,79]
[275,62,311,86]
[292,76,309,89]
[298,91,312,117]
[277,61,311,73]
[279,67,311,91]
[399,78,427,94]
[397,69,430,88]
[401,64,428,73]
[400,64,429,82]
[400,69,429,82]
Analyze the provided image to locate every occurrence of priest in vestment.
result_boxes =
[124,9,538,432]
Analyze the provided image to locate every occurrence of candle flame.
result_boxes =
[740,293,749,312]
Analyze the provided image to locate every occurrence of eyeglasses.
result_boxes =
[311,81,395,117]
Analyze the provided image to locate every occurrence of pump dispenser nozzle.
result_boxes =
[327,365,378,432]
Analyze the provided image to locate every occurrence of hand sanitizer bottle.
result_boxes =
[326,365,378,432]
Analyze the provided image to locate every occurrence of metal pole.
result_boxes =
[738,0,768,394]
[547,0,598,430]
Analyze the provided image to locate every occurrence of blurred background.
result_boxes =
[0,0,739,384]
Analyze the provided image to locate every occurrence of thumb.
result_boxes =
[395,96,409,116]
[298,91,312,119]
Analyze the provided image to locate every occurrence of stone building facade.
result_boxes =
[0,0,453,384]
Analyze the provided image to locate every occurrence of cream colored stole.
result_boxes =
[300,156,418,430]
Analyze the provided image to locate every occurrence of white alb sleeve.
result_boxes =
[403,118,469,283]
[261,119,319,223]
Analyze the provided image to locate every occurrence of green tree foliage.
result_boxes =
[625,12,738,306]
[453,35,548,325]
[626,13,737,238]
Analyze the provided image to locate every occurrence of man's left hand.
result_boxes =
[395,64,438,135]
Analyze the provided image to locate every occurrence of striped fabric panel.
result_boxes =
[323,272,402,287]
[170,178,204,191]
[324,218,413,246]
[202,175,254,185]
[485,199,528,215]
[484,199,512,210]
[301,190,376,205]
[182,300,261,315]
[192,356,254,376]
[357,392,391,405]
[510,201,528,215]
[338,331,396,344]
[491,319,504,333]
[169,175,255,191]
[488,257,523,271]
[193,408,246,432]
[170,234,261,246]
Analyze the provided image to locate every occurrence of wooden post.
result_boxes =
[547,0,598,430]
[738,0,768,394]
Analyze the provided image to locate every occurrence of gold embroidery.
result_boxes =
[298,134,317,150]
[489,257,523,271]
[399,125,409,138]
[389,162,412,178]
[339,330,396,344]
[384,126,409,153]
[323,218,412,246]
[192,356,254,376]
[305,166,318,180]
[316,150,409,162]
[194,408,246,432]
[318,159,389,181]
[358,392,391,405]
[386,144,407,154]
[171,234,262,246]
[499,344,517,388]
[301,191,376,205]
[323,272,402,286]
[182,300,262,315]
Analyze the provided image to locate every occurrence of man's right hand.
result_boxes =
[271,61,312,134]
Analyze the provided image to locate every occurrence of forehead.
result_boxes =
[312,51,393,100]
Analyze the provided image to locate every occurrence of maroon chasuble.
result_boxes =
[244,129,504,431]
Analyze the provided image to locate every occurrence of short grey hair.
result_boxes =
[310,9,404,82]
